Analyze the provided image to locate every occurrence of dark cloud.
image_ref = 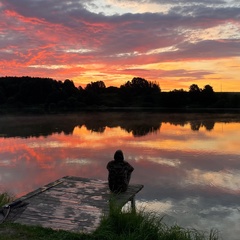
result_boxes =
[116,0,228,5]
[121,68,214,80]
[170,4,240,21]
[158,40,240,61]
[1,0,240,59]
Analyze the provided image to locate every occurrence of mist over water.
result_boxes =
[0,112,239,239]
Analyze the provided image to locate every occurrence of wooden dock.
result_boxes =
[6,176,143,233]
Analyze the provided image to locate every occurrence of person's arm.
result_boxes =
[125,162,134,172]
[106,161,111,170]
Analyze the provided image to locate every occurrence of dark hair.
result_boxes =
[114,150,124,162]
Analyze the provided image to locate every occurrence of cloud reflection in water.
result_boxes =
[0,113,239,239]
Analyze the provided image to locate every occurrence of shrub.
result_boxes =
[0,192,14,207]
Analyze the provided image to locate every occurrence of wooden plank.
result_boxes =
[8,176,143,233]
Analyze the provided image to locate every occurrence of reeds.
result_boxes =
[94,205,219,240]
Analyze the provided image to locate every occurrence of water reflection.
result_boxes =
[0,113,240,239]
[0,112,235,138]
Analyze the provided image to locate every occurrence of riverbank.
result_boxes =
[0,105,240,114]
[0,210,219,240]
[0,192,219,240]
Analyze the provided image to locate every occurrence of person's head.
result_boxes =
[114,150,124,162]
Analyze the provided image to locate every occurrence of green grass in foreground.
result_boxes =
[94,206,219,240]
[0,193,219,240]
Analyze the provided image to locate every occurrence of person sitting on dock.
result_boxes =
[107,150,134,193]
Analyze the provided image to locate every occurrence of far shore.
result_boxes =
[0,106,239,115]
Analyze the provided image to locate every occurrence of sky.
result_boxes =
[0,0,240,92]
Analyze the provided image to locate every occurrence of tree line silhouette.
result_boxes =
[0,76,239,112]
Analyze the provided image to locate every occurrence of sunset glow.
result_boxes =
[0,0,239,91]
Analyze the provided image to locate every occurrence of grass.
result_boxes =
[0,192,14,207]
[94,206,219,240]
[0,192,219,240]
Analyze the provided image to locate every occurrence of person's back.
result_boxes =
[107,150,134,193]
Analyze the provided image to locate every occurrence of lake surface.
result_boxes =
[0,112,239,239]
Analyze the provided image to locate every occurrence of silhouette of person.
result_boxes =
[107,150,134,193]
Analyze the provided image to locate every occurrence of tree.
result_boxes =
[85,81,106,92]
[63,79,78,92]
[120,77,161,107]
[202,84,214,94]
[189,84,201,105]
[201,84,215,107]
[84,81,106,106]
[121,77,161,92]
[189,84,201,93]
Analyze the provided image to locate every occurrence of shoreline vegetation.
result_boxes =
[0,76,239,114]
[0,192,219,240]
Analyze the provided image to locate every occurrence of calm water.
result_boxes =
[0,112,239,239]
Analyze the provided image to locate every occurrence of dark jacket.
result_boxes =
[107,158,134,193]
